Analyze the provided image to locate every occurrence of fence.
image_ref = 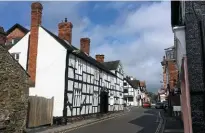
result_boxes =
[27,96,54,128]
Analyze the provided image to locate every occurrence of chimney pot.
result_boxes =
[58,20,73,44]
[80,38,90,55]
[95,54,104,63]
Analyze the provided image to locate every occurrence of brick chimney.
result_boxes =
[80,38,90,55]
[0,26,6,45]
[95,54,104,63]
[58,18,73,44]
[28,2,43,86]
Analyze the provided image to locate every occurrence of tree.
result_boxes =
[147,92,158,103]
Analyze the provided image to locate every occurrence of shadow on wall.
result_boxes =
[128,109,159,133]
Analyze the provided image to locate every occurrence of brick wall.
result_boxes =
[80,38,90,55]
[28,2,43,85]
[58,19,73,44]
[6,28,26,42]
[96,54,105,63]
[163,66,167,88]
[167,60,178,90]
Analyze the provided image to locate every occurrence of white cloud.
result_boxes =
[41,1,174,92]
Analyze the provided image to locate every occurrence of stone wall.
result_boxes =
[185,1,205,132]
[0,45,29,133]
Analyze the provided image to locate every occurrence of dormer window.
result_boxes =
[11,53,20,62]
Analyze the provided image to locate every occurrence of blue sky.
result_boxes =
[0,1,173,92]
[0,1,154,30]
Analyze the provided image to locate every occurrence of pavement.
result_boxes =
[161,111,184,133]
[25,108,129,133]
[25,107,163,133]
[64,107,161,133]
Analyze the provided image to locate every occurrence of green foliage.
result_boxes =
[147,91,158,102]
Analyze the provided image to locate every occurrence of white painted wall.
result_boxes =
[123,79,134,106]
[9,27,67,117]
[173,26,186,71]
[9,33,30,70]
[31,27,67,116]
[134,88,142,106]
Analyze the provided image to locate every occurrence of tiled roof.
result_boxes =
[41,26,116,77]
[130,80,140,89]
[124,77,139,89]
[102,60,120,70]
[6,23,29,35]
[4,24,29,50]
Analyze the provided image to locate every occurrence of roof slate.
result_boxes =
[41,26,116,77]
[102,60,120,70]
[124,77,139,89]
[130,80,140,89]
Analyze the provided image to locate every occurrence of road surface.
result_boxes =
[66,107,161,133]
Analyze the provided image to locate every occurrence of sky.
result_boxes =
[0,1,174,93]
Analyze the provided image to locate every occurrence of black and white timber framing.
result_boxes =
[102,60,124,111]
[64,53,123,118]
[123,77,135,105]
[36,27,124,120]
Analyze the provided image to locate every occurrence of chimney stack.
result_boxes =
[80,38,90,55]
[28,2,43,86]
[0,26,6,45]
[58,18,73,44]
[95,54,104,63]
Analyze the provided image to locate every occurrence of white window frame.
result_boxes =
[78,60,82,75]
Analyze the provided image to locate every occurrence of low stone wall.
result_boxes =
[0,45,29,133]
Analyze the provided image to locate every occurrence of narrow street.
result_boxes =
[66,107,161,133]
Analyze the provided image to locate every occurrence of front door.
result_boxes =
[100,91,108,114]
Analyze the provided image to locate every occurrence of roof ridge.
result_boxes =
[40,26,116,77]
[6,23,29,35]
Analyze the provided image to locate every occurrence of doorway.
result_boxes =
[100,91,109,114]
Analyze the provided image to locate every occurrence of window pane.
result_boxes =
[16,54,19,59]
[123,89,128,93]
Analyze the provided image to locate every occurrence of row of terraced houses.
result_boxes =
[0,2,148,125]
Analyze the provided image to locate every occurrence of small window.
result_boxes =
[123,89,128,93]
[78,64,82,74]
[128,97,133,101]
[12,39,15,44]
[123,82,127,86]
[11,53,20,61]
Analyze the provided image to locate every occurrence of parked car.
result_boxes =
[155,102,164,109]
[142,102,151,108]
[151,102,156,107]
